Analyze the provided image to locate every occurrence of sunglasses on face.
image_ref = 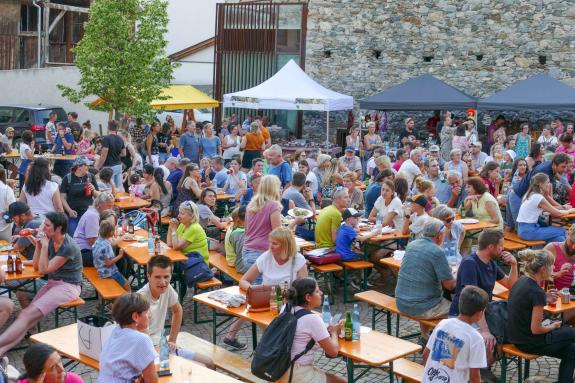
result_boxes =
[444,216,455,223]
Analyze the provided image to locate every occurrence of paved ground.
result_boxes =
[4,272,560,382]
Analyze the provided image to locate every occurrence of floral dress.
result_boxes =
[515,134,530,159]
[77,138,93,159]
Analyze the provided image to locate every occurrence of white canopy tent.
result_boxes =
[223,59,354,141]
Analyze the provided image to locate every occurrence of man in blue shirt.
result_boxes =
[364,175,383,218]
[449,229,517,378]
[178,122,201,164]
[166,157,187,205]
[52,122,74,177]
[395,218,455,339]
[212,156,228,188]
[266,144,292,188]
[423,158,451,204]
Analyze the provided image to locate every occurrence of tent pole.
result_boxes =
[326,110,330,143]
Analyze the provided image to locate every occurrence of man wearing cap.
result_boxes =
[339,146,362,178]
[8,202,41,258]
[397,149,423,188]
[469,142,488,173]
[59,156,100,236]
[396,217,456,339]
[428,145,445,169]
[402,194,429,239]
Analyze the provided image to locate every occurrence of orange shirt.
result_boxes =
[245,132,265,151]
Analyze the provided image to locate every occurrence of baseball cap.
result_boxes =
[506,150,517,161]
[429,145,439,152]
[345,146,356,152]
[342,208,361,220]
[72,156,92,168]
[3,201,30,223]
[411,195,429,208]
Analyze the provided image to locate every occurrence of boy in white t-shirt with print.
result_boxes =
[422,285,488,383]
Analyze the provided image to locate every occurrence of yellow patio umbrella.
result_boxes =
[150,85,220,110]
[89,85,220,110]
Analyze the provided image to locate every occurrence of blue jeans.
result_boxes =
[240,248,263,284]
[68,215,81,236]
[505,190,522,231]
[110,164,123,190]
[518,222,566,243]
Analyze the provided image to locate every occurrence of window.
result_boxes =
[0,108,13,124]
[21,5,39,32]
[14,109,31,123]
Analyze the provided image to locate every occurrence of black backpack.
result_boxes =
[251,306,315,382]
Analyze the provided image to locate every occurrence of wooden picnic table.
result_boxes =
[30,324,242,382]
[216,192,234,202]
[194,286,420,383]
[544,298,575,316]
[114,196,151,210]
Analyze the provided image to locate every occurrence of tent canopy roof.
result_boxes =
[478,72,575,110]
[360,74,477,111]
[223,60,353,112]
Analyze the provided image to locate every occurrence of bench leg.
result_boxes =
[524,359,530,381]
[346,357,354,383]
[371,306,376,330]
[251,322,258,350]
[499,354,507,383]
[343,266,349,304]
[386,310,392,335]
[395,315,400,337]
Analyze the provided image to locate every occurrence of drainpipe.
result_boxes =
[32,0,42,68]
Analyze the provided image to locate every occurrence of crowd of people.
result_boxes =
[0,110,574,382]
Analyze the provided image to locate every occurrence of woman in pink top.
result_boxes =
[555,133,575,161]
[546,239,575,291]
[17,343,84,383]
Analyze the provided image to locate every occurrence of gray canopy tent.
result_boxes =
[360,74,477,110]
[478,72,575,110]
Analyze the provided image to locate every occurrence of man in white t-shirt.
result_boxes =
[398,149,423,188]
[137,255,214,369]
[422,286,488,383]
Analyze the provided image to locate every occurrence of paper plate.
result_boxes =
[457,218,479,224]
[288,208,313,219]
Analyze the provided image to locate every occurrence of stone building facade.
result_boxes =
[293,0,575,140]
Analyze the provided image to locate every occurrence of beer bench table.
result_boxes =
[114,196,151,210]
[30,324,243,382]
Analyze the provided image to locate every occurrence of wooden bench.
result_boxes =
[209,250,243,283]
[503,232,545,247]
[393,358,424,383]
[83,267,125,317]
[341,260,374,303]
[177,332,266,383]
[310,263,343,305]
[355,290,442,338]
[54,297,85,328]
[503,239,527,252]
[500,344,541,383]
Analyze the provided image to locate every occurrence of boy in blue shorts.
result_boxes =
[93,220,131,291]
[336,208,381,289]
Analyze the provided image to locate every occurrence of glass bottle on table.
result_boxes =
[6,254,14,274]
[344,311,353,341]
[15,256,22,274]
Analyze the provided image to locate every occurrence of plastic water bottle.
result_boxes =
[321,295,331,326]
[352,304,360,341]
[384,141,389,156]
[376,212,383,228]
[147,226,154,254]
[159,330,170,370]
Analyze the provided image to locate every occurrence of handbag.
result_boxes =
[182,252,214,287]
[246,285,272,312]
[305,248,341,265]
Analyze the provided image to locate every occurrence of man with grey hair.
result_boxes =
[178,120,200,164]
[398,148,422,187]
[446,171,467,208]
[73,191,116,266]
[396,217,456,339]
[315,188,350,248]
[469,141,488,172]
[267,144,292,188]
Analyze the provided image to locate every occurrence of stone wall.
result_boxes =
[297,0,575,139]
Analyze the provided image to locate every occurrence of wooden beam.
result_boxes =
[43,1,50,65]
[48,10,66,34]
[44,2,89,14]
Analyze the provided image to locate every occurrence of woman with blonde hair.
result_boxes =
[516,173,575,243]
[414,177,439,213]
[222,227,309,350]
[240,175,302,274]
[342,171,364,211]
[312,154,332,186]
[319,158,343,206]
[507,249,575,383]
[167,200,209,264]
[363,121,382,162]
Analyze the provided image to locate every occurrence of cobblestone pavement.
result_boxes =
[5,274,560,382]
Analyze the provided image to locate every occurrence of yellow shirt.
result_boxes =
[315,205,342,248]
[176,222,209,263]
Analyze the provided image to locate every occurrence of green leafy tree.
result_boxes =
[59,0,176,120]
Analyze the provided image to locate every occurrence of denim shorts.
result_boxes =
[109,271,127,287]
